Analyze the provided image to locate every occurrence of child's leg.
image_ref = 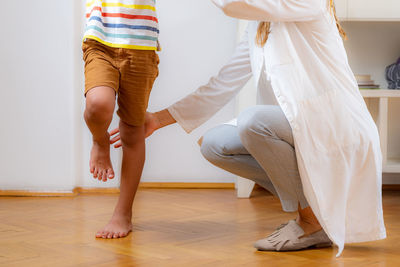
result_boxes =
[95,49,159,239]
[84,86,116,181]
[96,121,145,239]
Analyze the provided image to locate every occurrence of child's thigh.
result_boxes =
[83,39,120,97]
[117,51,159,126]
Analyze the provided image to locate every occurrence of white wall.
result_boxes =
[0,1,78,191]
[0,1,239,191]
[141,0,238,183]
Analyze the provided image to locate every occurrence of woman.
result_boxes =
[111,0,386,255]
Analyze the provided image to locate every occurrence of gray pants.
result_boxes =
[200,105,309,212]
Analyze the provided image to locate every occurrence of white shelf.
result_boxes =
[360,90,400,173]
[384,159,400,173]
[360,89,400,98]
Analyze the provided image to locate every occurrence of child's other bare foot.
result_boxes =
[90,134,115,182]
[96,213,133,239]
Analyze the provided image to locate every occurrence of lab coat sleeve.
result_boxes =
[168,31,252,134]
[211,0,325,22]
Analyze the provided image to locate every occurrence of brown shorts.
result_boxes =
[82,38,159,126]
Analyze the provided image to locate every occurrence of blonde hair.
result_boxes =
[256,0,347,47]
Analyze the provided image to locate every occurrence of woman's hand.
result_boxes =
[109,112,161,148]
[109,128,123,148]
[144,112,162,138]
[109,110,176,148]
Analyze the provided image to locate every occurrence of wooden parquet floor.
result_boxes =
[0,188,399,267]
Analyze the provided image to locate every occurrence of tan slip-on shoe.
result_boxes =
[254,220,333,251]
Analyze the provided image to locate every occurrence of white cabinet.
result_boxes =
[336,0,400,21]
[334,0,347,20]
[348,0,400,21]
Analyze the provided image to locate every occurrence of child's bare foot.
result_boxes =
[90,134,115,182]
[95,214,133,239]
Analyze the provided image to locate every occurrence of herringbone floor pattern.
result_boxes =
[0,188,399,266]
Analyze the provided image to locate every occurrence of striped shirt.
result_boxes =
[83,0,159,50]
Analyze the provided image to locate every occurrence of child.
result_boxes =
[82,0,160,239]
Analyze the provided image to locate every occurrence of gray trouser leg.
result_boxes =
[237,105,309,212]
[200,124,278,196]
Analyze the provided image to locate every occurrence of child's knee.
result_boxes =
[119,122,145,147]
[85,95,114,121]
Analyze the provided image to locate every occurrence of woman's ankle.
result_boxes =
[296,206,322,236]
[296,217,322,236]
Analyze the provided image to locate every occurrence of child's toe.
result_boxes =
[108,169,115,179]
[102,170,108,182]
[107,232,114,239]
[97,169,103,181]
[95,231,103,238]
[102,231,109,238]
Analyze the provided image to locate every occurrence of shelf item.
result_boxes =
[356,74,380,89]
[360,86,380,89]
[385,57,400,90]
[356,74,373,82]
[358,82,377,86]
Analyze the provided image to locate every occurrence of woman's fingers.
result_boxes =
[109,130,122,148]
[109,127,120,136]
[110,135,121,144]
[114,142,122,148]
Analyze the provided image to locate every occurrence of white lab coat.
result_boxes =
[168,0,386,255]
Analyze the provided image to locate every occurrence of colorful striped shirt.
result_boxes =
[83,0,159,50]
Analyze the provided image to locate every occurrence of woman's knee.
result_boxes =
[237,106,275,142]
[200,125,231,164]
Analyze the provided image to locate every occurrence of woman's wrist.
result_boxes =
[154,109,176,129]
